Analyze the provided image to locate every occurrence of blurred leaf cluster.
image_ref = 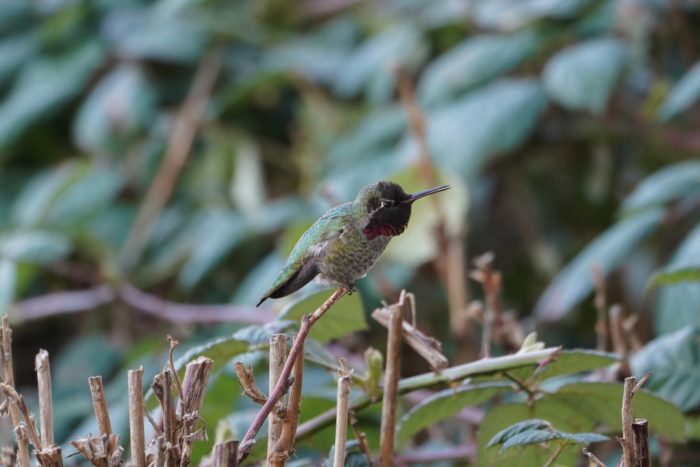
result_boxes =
[2,0,700,464]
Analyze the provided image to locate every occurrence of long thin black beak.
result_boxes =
[404,185,451,203]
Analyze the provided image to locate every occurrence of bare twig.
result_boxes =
[14,283,273,324]
[349,411,372,465]
[620,377,636,467]
[178,357,213,467]
[238,287,348,463]
[121,50,222,269]
[592,265,608,352]
[268,334,288,463]
[234,363,267,405]
[379,293,405,467]
[158,370,177,466]
[128,368,146,467]
[35,350,54,446]
[333,359,351,467]
[270,338,304,465]
[1,317,30,467]
[88,377,113,436]
[372,294,448,371]
[544,444,565,467]
[633,419,649,467]
[0,383,42,449]
[582,447,607,467]
[167,336,184,405]
[214,441,238,467]
[395,67,469,338]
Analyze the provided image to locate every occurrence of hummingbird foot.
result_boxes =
[343,283,357,295]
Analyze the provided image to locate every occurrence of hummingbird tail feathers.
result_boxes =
[256,258,320,307]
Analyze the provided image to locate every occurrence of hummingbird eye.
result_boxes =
[380,199,393,208]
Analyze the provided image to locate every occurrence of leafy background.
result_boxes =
[2,0,700,465]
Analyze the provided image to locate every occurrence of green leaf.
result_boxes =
[45,167,125,227]
[73,64,156,153]
[478,402,588,466]
[621,161,700,214]
[278,290,367,343]
[0,33,37,86]
[0,42,104,147]
[487,419,552,448]
[656,223,700,334]
[555,382,685,442]
[543,38,626,113]
[418,32,539,106]
[0,259,16,312]
[659,60,700,121]
[630,327,700,411]
[535,209,663,321]
[0,231,71,264]
[534,349,619,381]
[648,266,700,290]
[334,24,427,103]
[11,165,82,227]
[405,79,547,181]
[398,382,511,446]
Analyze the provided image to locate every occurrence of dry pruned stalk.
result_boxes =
[268,334,288,464]
[0,383,42,452]
[619,373,652,467]
[234,362,267,405]
[379,293,405,467]
[1,317,30,467]
[470,252,523,357]
[73,376,123,466]
[395,67,469,338]
[633,419,649,467]
[270,338,305,465]
[128,368,146,467]
[35,350,54,447]
[372,292,448,371]
[178,356,213,467]
[214,440,239,467]
[237,287,348,463]
[333,359,351,467]
[155,369,178,466]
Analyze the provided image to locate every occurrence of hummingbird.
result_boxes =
[257,181,450,306]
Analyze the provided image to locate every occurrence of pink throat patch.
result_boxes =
[362,224,403,240]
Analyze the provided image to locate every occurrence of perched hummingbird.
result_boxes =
[257,181,450,306]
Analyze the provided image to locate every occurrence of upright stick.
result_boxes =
[35,349,54,447]
[333,360,351,467]
[88,376,112,436]
[214,440,239,467]
[128,368,146,467]
[2,318,31,467]
[379,297,404,467]
[268,334,288,462]
[620,377,636,467]
[633,419,650,467]
[238,288,348,463]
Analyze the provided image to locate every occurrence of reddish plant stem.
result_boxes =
[237,288,348,463]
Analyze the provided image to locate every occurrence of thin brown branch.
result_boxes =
[88,377,112,436]
[13,283,273,324]
[1,317,31,467]
[395,66,470,339]
[155,370,177,466]
[237,287,348,463]
[633,419,649,467]
[214,441,238,467]
[333,359,351,467]
[349,411,372,466]
[166,336,184,405]
[268,334,288,464]
[379,293,404,467]
[35,349,54,447]
[620,377,636,467]
[372,293,448,371]
[178,356,213,467]
[121,50,222,269]
[234,363,267,405]
[582,447,607,467]
[592,265,608,352]
[128,368,146,467]
[270,338,304,466]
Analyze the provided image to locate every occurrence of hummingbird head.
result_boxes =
[357,181,450,240]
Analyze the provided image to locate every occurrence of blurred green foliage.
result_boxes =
[2,0,700,465]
